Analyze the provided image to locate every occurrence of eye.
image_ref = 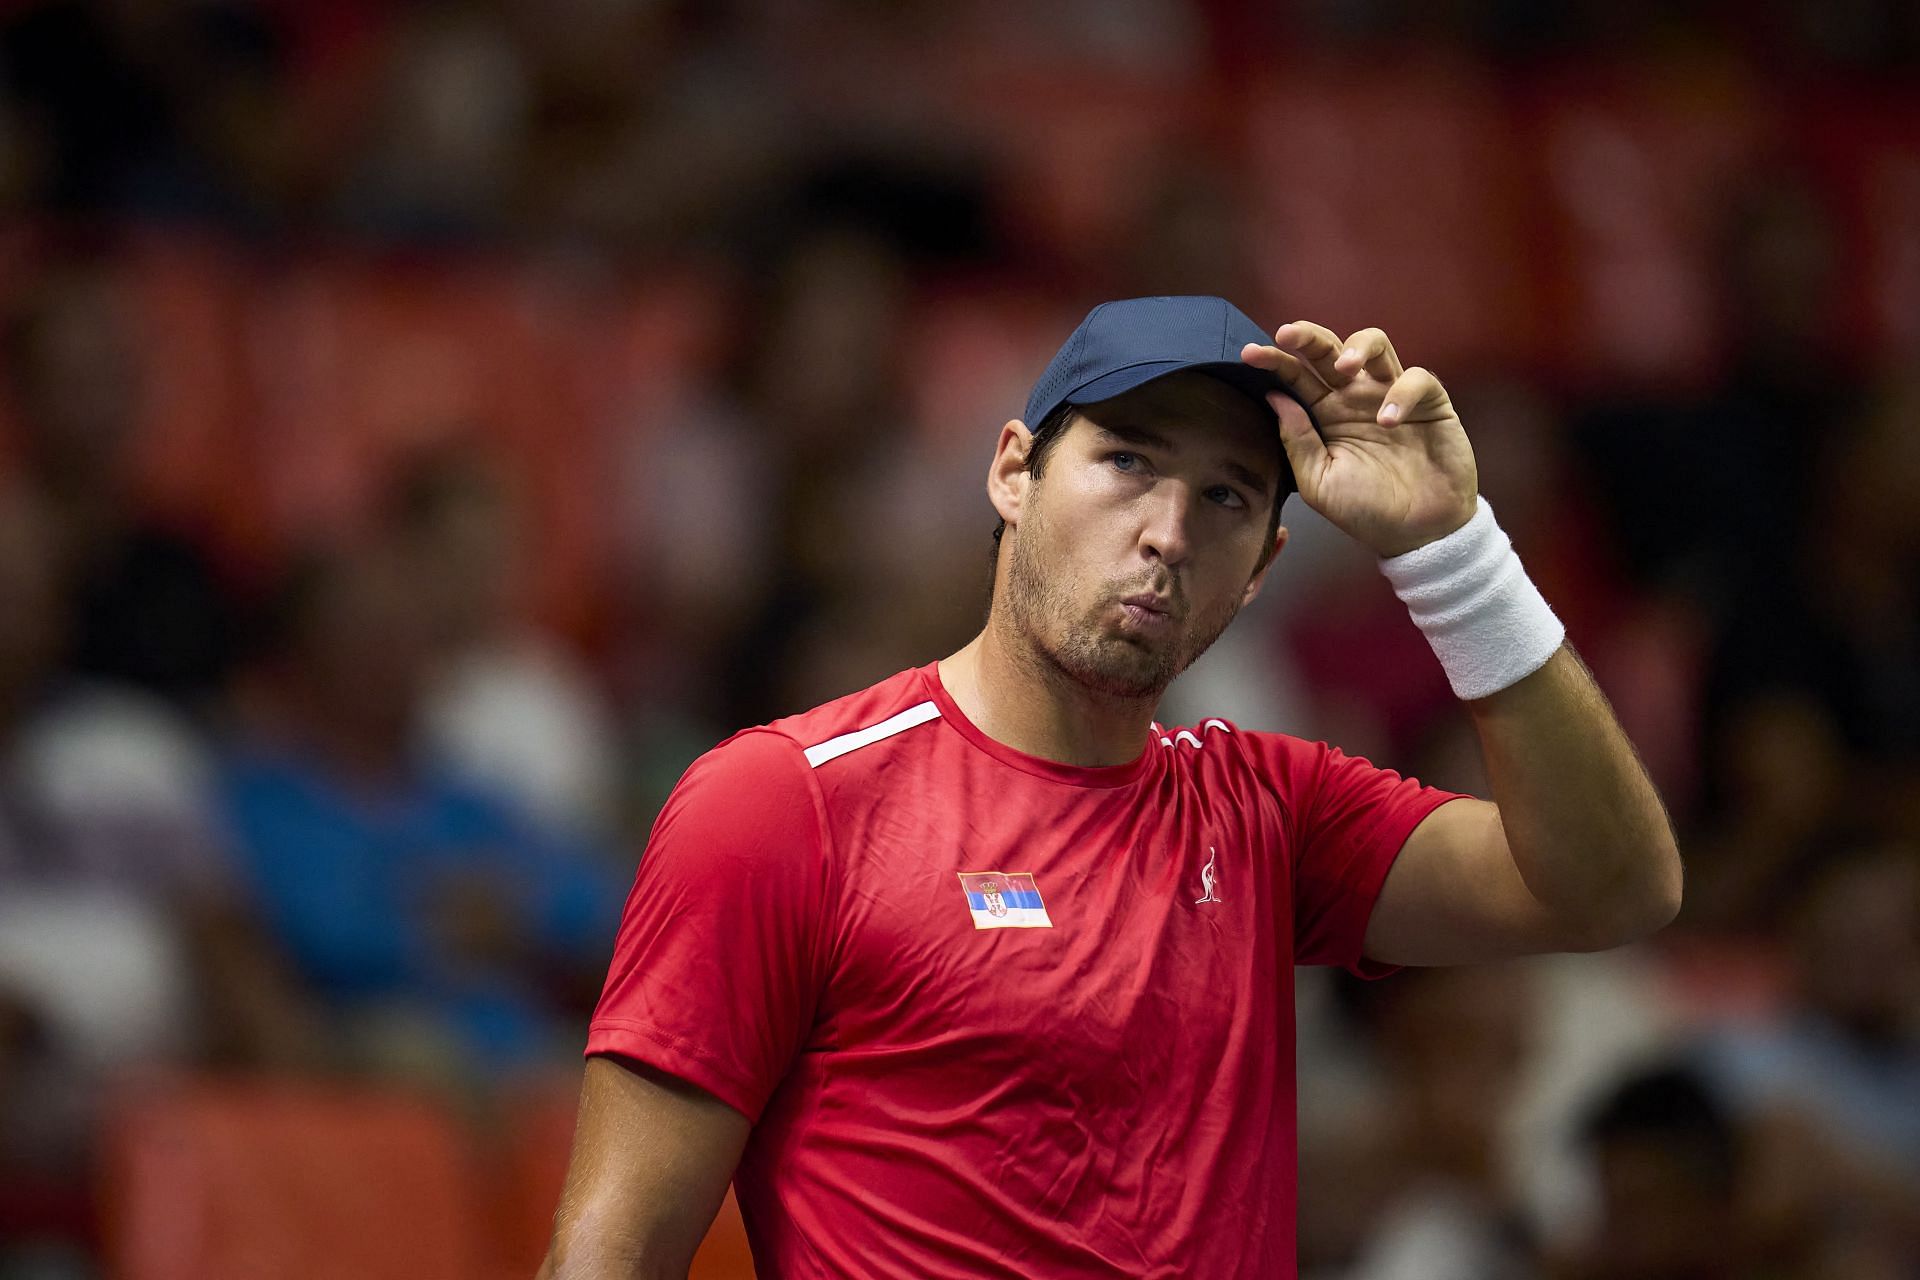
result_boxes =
[1206,484,1247,510]
[1108,451,1141,473]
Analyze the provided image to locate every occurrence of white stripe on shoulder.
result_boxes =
[803,700,942,768]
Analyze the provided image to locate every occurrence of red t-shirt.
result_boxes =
[588,661,1464,1278]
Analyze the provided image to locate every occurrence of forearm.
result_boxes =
[1467,644,1682,946]
[536,1058,748,1280]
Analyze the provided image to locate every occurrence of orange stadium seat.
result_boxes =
[101,1078,484,1280]
[230,255,728,649]
[117,233,256,538]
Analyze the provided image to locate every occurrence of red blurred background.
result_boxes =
[0,1,1916,1277]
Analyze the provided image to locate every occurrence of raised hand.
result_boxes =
[1241,322,1478,557]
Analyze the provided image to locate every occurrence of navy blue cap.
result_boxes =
[1024,297,1301,466]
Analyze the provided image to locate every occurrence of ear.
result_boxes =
[1241,524,1288,607]
[986,418,1034,526]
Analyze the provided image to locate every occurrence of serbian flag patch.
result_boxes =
[957,871,1053,930]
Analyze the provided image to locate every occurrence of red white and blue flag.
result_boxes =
[957,871,1052,930]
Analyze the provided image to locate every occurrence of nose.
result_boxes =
[1137,481,1197,568]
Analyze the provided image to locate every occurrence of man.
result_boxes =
[219,543,621,1078]
[1561,1066,1745,1280]
[543,297,1681,1278]
[4,261,239,714]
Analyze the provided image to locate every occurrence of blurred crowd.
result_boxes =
[0,0,1917,1277]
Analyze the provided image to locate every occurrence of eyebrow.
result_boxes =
[1092,423,1273,499]
[1093,423,1174,451]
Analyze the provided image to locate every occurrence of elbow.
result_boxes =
[1565,837,1684,952]
[1625,855,1684,943]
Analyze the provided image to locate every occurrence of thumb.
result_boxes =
[1269,391,1324,482]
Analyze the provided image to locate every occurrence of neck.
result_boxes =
[939,618,1158,769]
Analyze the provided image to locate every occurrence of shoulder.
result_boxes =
[666,729,813,823]
[1157,715,1421,823]
[667,665,937,809]
[762,666,941,772]
[1153,714,1335,783]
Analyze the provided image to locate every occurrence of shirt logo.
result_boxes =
[957,871,1053,930]
[1194,847,1223,904]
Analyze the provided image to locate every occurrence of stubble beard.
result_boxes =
[1002,513,1245,702]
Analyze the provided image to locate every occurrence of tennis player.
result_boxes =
[541,296,1682,1278]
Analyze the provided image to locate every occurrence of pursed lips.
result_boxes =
[1119,592,1178,622]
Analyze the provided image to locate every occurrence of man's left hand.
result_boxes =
[1241,322,1478,557]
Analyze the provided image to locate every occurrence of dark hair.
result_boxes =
[1582,1065,1739,1195]
[989,401,1081,565]
[987,399,1291,589]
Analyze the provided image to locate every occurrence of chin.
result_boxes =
[1048,629,1185,701]
[1069,601,1245,700]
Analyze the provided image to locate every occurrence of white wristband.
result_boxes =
[1378,498,1564,700]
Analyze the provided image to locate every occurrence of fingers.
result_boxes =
[1243,322,1425,424]
[1267,321,1348,388]
[1240,341,1333,406]
[1267,391,1325,478]
[1378,366,1451,426]
[1334,327,1403,384]
[1245,321,1403,392]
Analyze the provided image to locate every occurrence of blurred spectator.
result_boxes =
[0,1,178,216]
[742,222,961,715]
[610,368,777,802]
[1312,965,1543,1280]
[384,444,621,838]
[1690,378,1920,926]
[1690,840,1920,1268]
[1552,1065,1746,1280]
[0,486,304,1263]
[331,2,528,243]
[1571,171,1856,609]
[620,219,934,732]
[218,542,623,1085]
[2,260,240,715]
[0,0,299,226]
[506,0,796,255]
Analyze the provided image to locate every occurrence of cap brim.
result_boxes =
[1065,359,1297,418]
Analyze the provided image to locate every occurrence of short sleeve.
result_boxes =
[587,729,831,1121]
[1256,735,1465,978]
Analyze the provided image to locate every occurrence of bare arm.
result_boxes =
[539,1056,752,1280]
[1363,645,1683,965]
[1237,323,1679,962]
